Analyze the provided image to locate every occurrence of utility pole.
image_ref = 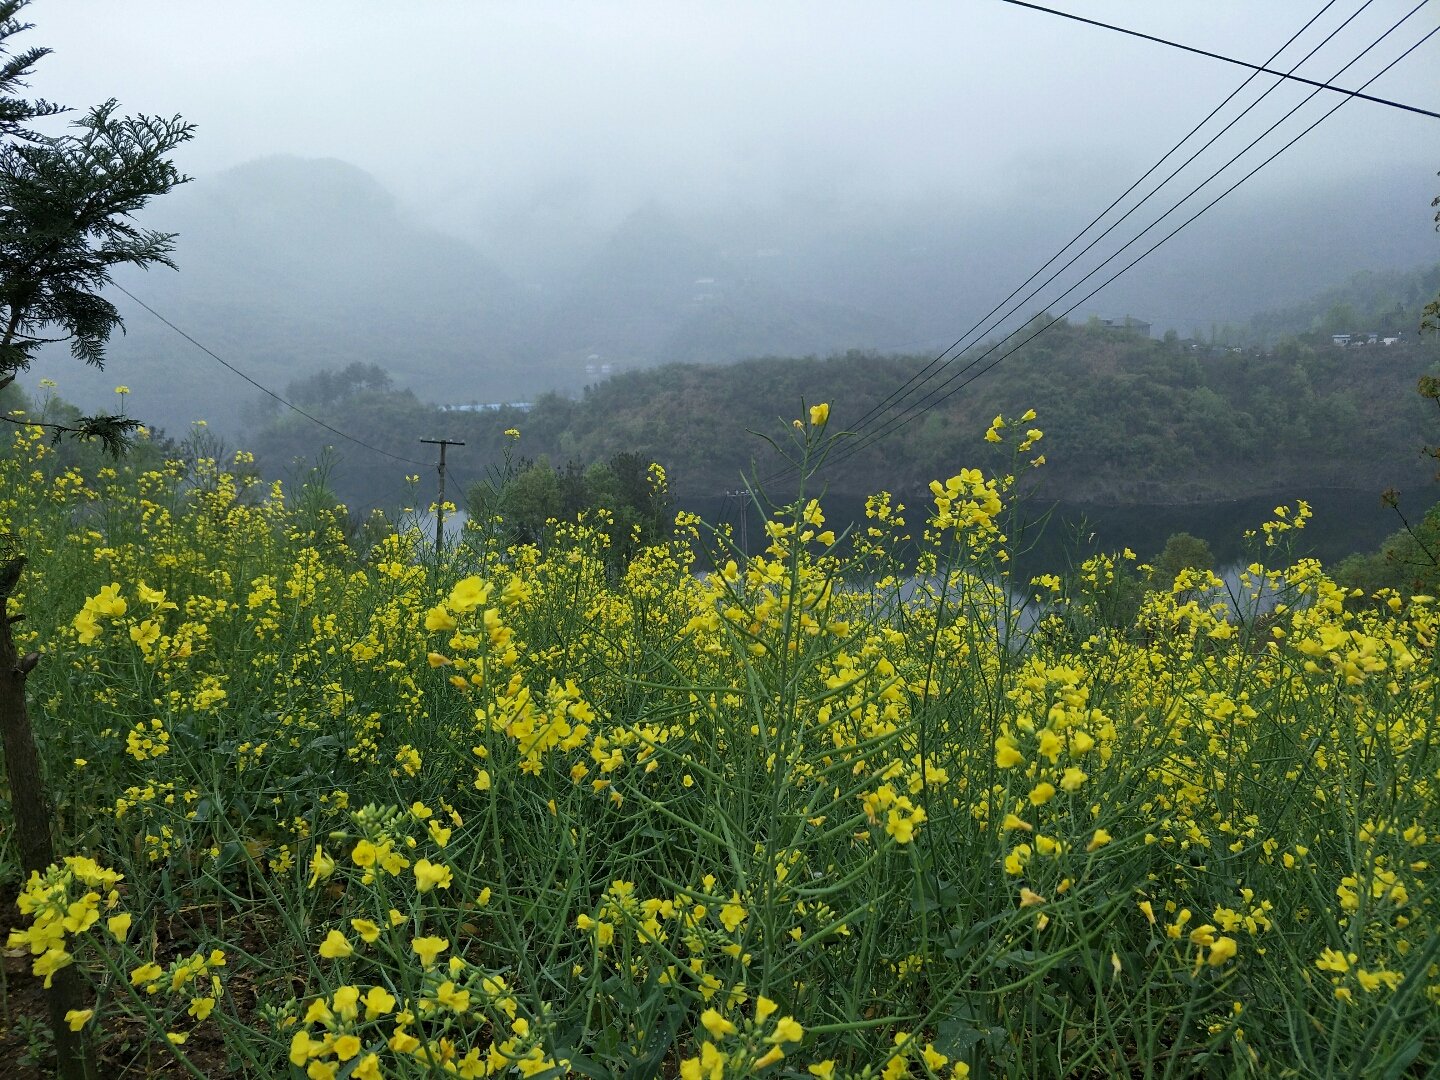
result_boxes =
[420,438,465,556]
[727,490,749,555]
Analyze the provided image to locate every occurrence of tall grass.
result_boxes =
[2,408,1437,1078]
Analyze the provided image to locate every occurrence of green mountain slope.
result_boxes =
[246,316,1440,516]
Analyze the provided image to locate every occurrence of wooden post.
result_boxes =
[0,556,96,1080]
[420,438,465,557]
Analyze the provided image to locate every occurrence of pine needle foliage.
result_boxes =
[0,0,193,456]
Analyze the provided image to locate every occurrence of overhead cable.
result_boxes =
[845,0,1352,440]
[837,0,1397,458]
[998,0,1440,120]
[821,14,1439,473]
[110,282,433,468]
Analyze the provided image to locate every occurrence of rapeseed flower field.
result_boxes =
[1,406,1436,1078]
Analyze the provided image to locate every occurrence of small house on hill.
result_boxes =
[1097,315,1151,338]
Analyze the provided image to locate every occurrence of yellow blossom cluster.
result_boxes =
[679,995,806,1077]
[3,401,1440,1073]
[8,857,126,988]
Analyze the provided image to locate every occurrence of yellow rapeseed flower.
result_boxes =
[769,1016,804,1044]
[411,935,448,967]
[188,996,216,1020]
[719,894,748,933]
[34,948,72,988]
[424,605,457,632]
[1028,782,1056,806]
[995,740,1024,769]
[351,839,379,867]
[308,845,336,888]
[318,930,354,959]
[448,575,491,613]
[1208,937,1239,966]
[414,858,453,892]
[364,985,396,1019]
[130,962,163,986]
[700,1007,735,1038]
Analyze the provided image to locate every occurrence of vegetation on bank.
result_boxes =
[239,309,1440,510]
[1334,500,1440,598]
[2,407,1438,1077]
[464,432,673,572]
[1331,367,1440,598]
[1236,261,1440,346]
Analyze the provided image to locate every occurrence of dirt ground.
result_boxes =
[0,889,235,1079]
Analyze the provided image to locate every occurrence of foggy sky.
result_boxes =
[33,1,1439,232]
[11,0,1440,435]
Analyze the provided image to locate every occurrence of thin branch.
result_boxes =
[1381,492,1440,570]
[0,409,139,456]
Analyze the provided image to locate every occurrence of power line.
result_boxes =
[827,1,1425,446]
[838,0,1396,458]
[828,18,1436,475]
[778,0,1396,484]
[844,0,1353,442]
[832,19,1440,471]
[998,0,1440,121]
[821,15,1439,474]
[442,464,482,504]
[110,283,433,468]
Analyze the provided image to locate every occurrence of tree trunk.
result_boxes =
[0,557,96,1080]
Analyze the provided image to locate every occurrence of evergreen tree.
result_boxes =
[0,8,193,1075]
[0,0,194,453]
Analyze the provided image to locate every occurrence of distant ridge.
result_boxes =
[25,155,1436,441]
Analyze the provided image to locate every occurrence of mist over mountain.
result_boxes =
[35,156,536,435]
[672,168,1440,350]
[535,201,907,367]
[25,153,1437,440]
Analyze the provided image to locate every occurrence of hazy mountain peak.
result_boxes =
[203,154,399,229]
[600,200,719,273]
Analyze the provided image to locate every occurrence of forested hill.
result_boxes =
[1238,263,1440,345]
[242,318,1440,509]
